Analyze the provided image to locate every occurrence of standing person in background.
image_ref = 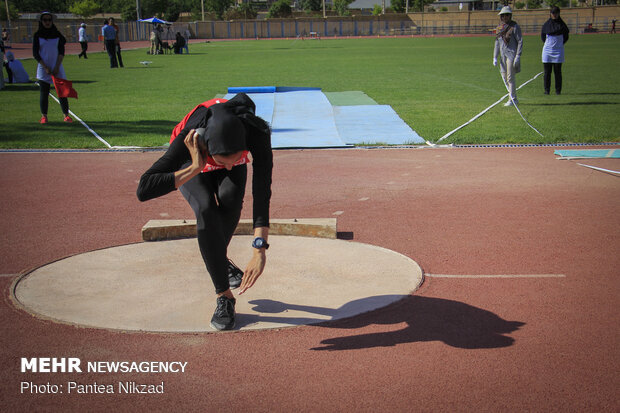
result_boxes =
[493,6,523,107]
[1,28,9,47]
[109,18,124,68]
[611,19,616,34]
[154,24,164,54]
[33,12,72,123]
[102,19,118,68]
[78,23,88,59]
[541,7,569,95]
[183,27,191,54]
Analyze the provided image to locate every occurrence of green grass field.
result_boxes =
[1,34,618,149]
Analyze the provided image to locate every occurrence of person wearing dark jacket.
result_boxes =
[173,32,186,54]
[541,7,569,95]
[137,93,273,331]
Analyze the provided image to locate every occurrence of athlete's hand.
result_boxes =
[493,58,498,67]
[184,129,206,171]
[239,250,266,295]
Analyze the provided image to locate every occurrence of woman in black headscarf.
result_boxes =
[137,93,273,331]
[541,6,569,95]
[32,11,71,123]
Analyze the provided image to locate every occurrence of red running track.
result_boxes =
[1,147,619,411]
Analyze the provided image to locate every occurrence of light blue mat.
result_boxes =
[334,105,425,145]
[271,90,348,148]
[224,87,423,148]
[555,149,620,158]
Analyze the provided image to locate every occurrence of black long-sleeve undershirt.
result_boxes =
[137,106,273,228]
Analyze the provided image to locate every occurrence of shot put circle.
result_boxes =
[13,235,423,332]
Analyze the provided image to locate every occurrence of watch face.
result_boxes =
[253,238,268,249]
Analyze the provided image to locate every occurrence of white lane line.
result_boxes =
[577,163,620,176]
[0,273,18,278]
[426,273,566,279]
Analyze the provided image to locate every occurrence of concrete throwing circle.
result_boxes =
[13,236,423,332]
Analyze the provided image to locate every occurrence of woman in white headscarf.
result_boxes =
[493,6,523,107]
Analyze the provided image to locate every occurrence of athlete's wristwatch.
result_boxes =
[252,237,269,250]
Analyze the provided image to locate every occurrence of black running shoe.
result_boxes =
[228,259,244,289]
[210,295,236,331]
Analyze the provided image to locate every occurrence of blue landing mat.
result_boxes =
[334,105,424,145]
[224,88,423,148]
[555,149,620,159]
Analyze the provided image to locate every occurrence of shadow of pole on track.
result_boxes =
[250,295,524,351]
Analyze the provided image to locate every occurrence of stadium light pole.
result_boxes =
[323,0,326,18]
[202,0,205,20]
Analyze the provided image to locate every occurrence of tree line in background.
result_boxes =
[2,0,617,23]
[0,0,431,22]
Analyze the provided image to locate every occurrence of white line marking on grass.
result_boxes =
[49,93,112,148]
[435,72,543,144]
[426,273,566,279]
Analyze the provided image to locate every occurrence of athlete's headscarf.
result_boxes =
[197,93,270,155]
[35,12,65,40]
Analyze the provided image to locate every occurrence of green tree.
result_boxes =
[546,0,568,7]
[372,4,382,15]
[333,0,352,16]
[1,1,20,21]
[411,0,434,12]
[205,0,234,20]
[391,0,406,13]
[224,3,258,20]
[301,0,322,12]
[69,0,100,18]
[13,0,70,13]
[267,0,292,18]
[121,3,138,20]
[526,0,543,9]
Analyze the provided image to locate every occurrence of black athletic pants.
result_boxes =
[115,43,124,67]
[180,164,247,294]
[79,41,88,58]
[40,80,68,115]
[543,62,562,94]
[105,39,118,68]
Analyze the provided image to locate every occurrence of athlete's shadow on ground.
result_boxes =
[245,295,524,351]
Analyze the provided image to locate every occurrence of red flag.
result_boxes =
[52,76,78,99]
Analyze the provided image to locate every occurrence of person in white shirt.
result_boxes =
[78,23,88,59]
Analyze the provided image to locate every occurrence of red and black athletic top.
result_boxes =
[137,98,272,229]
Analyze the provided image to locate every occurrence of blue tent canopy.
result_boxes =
[138,17,170,25]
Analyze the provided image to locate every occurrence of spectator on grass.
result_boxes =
[2,28,9,47]
[612,19,617,34]
[173,32,186,54]
[5,51,30,83]
[109,18,124,68]
[78,23,88,59]
[137,93,273,331]
[102,19,118,68]
[493,6,523,107]
[33,12,72,123]
[183,27,191,54]
[541,7,569,95]
[150,24,164,54]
